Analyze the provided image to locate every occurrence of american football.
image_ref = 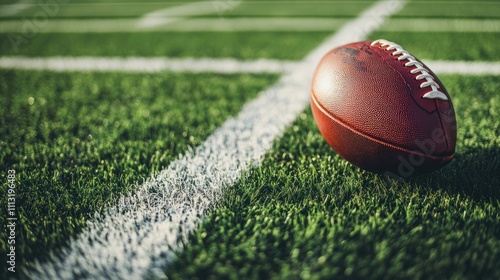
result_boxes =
[311,39,457,177]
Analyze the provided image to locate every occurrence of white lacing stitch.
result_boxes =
[370,39,448,101]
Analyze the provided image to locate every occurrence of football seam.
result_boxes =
[310,91,454,161]
[368,41,452,152]
[368,42,434,114]
[435,104,452,151]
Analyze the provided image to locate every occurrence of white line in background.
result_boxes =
[0,18,498,33]
[0,0,34,17]
[0,57,296,74]
[424,60,500,75]
[0,18,346,33]
[382,19,500,32]
[29,1,406,279]
[136,1,241,28]
[150,17,347,31]
[2,57,499,76]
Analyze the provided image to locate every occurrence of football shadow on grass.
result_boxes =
[407,145,500,202]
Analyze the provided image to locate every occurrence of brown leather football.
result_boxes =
[310,39,457,177]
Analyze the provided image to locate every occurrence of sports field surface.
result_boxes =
[0,0,499,279]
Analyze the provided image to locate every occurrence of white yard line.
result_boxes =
[146,17,347,32]
[0,0,34,17]
[424,60,500,75]
[2,56,499,76]
[0,17,346,33]
[136,1,241,28]
[0,57,297,73]
[30,1,406,279]
[1,17,498,33]
[382,18,500,32]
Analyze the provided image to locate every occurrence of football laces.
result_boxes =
[370,39,448,101]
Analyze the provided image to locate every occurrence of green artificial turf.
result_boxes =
[166,75,500,279]
[0,70,278,276]
[0,32,331,59]
[368,32,500,61]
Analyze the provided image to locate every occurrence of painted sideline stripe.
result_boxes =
[29,1,406,279]
[136,1,241,28]
[143,17,347,32]
[1,56,499,76]
[424,61,500,75]
[383,18,500,33]
[2,17,498,33]
[0,57,297,73]
[0,0,33,17]
[0,17,345,33]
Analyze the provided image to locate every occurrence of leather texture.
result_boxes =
[311,41,457,176]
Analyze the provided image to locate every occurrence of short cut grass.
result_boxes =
[0,70,278,275]
[0,32,331,60]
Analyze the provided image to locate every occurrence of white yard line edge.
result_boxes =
[1,56,499,76]
[1,18,499,33]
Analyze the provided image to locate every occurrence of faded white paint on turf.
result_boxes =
[424,60,500,76]
[137,1,241,28]
[29,0,406,279]
[2,56,500,76]
[150,17,347,32]
[2,18,498,33]
[0,56,296,74]
[382,19,500,33]
[0,0,34,17]
[0,17,345,33]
